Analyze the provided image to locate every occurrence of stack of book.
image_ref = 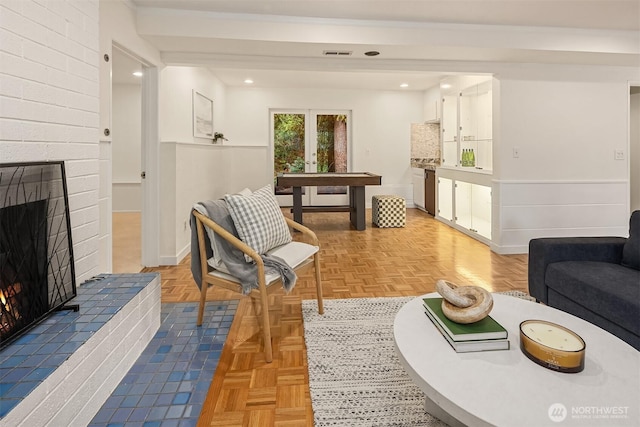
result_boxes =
[423,297,510,353]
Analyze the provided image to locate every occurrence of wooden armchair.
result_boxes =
[192,209,324,363]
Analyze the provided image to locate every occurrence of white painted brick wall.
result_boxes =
[0,0,101,283]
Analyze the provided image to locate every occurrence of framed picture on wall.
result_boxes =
[193,90,213,138]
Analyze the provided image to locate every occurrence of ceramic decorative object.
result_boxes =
[435,279,493,324]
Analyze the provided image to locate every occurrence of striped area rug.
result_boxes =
[302,292,533,426]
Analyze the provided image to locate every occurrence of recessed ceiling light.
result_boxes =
[441,83,451,89]
[364,51,380,57]
[244,79,254,84]
[400,83,409,88]
[132,71,143,77]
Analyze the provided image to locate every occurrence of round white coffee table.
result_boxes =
[393,293,640,427]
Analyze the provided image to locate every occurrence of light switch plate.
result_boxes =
[615,149,625,160]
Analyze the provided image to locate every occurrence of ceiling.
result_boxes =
[126,0,640,91]
[112,47,144,85]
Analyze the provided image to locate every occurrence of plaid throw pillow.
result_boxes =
[224,185,292,257]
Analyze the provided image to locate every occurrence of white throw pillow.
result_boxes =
[224,184,292,257]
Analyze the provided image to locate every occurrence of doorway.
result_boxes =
[271,110,351,206]
[111,47,144,272]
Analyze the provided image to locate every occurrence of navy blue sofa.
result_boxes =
[528,211,640,351]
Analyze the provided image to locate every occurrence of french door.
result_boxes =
[271,110,351,206]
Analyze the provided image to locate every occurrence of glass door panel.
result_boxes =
[441,95,458,167]
[310,113,349,205]
[273,112,309,206]
[455,181,473,230]
[471,183,492,239]
[437,177,453,221]
[272,110,350,207]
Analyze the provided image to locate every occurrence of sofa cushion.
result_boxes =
[621,210,640,270]
[546,261,640,336]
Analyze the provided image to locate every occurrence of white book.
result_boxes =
[424,309,510,353]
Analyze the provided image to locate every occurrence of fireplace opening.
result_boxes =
[0,162,76,348]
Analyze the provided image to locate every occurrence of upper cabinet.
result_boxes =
[441,94,458,168]
[440,78,493,172]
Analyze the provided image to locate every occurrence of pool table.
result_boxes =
[276,172,382,231]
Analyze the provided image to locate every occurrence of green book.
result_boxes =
[422,297,508,341]
[424,310,510,353]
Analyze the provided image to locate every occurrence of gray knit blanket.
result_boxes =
[190,199,296,294]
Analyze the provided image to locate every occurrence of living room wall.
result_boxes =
[158,65,638,261]
[491,68,636,253]
[99,0,164,270]
[158,66,228,263]
[0,0,101,284]
[158,73,425,262]
[225,86,424,190]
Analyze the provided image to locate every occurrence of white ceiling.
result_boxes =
[131,0,640,31]
[127,0,640,91]
[112,47,144,85]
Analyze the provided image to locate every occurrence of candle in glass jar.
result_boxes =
[522,321,583,351]
[519,320,585,373]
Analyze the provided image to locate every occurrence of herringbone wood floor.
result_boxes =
[143,209,529,426]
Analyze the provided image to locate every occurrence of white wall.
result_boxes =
[157,81,424,262]
[158,66,230,262]
[423,85,441,122]
[226,86,424,188]
[497,79,628,181]
[160,66,226,143]
[0,0,100,284]
[112,83,142,212]
[491,77,633,253]
[631,91,640,213]
[99,0,164,269]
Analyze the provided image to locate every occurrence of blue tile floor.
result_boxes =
[0,273,237,426]
[89,300,237,427]
[0,273,160,418]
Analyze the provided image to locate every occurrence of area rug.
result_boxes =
[302,291,534,427]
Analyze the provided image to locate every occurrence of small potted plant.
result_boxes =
[213,132,228,143]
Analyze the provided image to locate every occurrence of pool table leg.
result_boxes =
[292,186,303,224]
[349,185,366,230]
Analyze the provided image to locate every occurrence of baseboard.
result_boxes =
[490,242,529,255]
[159,243,190,266]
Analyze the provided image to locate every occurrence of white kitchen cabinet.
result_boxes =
[436,169,492,244]
[460,81,493,171]
[454,181,491,240]
[441,79,493,172]
[441,94,458,168]
[437,177,453,221]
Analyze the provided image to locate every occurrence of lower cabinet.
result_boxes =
[437,171,492,242]
[437,177,454,221]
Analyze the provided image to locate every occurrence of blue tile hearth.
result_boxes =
[0,273,237,425]
[0,274,159,419]
[88,301,237,427]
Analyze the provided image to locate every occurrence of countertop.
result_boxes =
[411,158,439,170]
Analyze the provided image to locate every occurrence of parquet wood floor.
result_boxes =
[143,209,529,427]
[113,212,143,273]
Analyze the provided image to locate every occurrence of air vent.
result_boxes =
[323,50,353,56]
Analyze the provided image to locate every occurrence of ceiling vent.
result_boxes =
[323,50,353,56]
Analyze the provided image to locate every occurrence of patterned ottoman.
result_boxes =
[372,195,406,228]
